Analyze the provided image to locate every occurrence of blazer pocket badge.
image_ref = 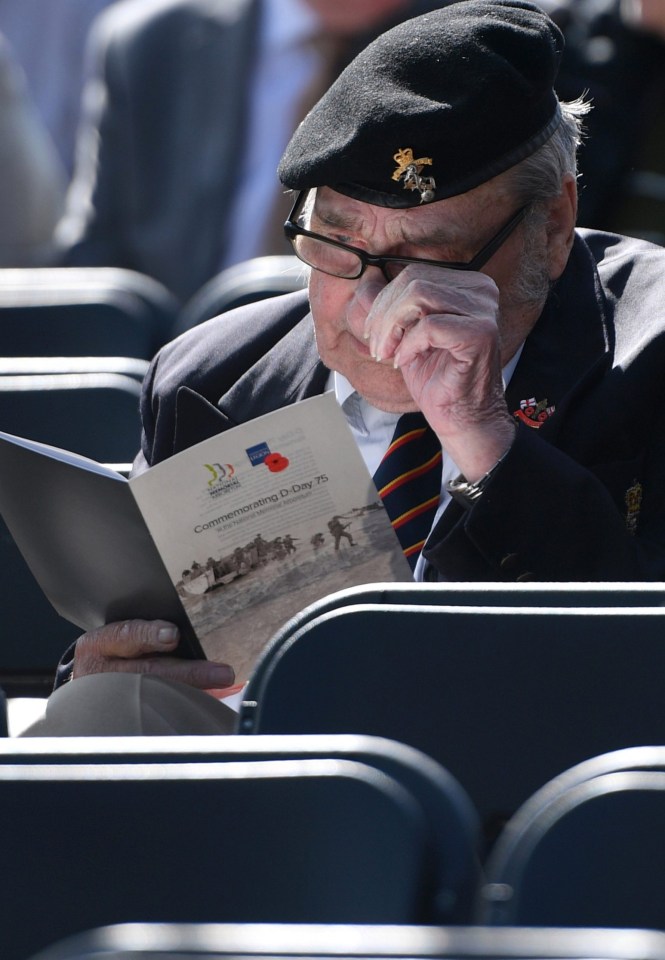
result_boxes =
[625,479,643,535]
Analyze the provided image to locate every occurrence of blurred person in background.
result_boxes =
[0,0,118,176]
[55,0,450,303]
[552,0,665,244]
[0,31,67,265]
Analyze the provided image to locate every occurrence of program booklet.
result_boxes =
[0,393,411,681]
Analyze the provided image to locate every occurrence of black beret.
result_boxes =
[278,0,564,207]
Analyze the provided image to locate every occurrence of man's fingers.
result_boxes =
[78,619,181,660]
[89,654,236,691]
[364,267,501,362]
[72,619,236,690]
[393,312,497,369]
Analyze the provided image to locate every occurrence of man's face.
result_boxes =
[303,0,412,34]
[306,185,549,413]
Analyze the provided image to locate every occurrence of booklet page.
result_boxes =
[130,393,411,680]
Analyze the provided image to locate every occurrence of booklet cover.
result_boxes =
[0,393,411,681]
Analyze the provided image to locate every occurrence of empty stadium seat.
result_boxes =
[0,356,149,380]
[0,266,178,358]
[176,255,307,333]
[0,371,142,461]
[0,755,470,958]
[239,602,665,843]
[0,732,482,924]
[480,763,665,930]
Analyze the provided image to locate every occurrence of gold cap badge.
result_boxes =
[392,147,436,203]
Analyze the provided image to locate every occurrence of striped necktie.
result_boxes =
[373,412,443,571]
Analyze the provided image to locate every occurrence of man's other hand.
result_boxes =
[72,620,236,689]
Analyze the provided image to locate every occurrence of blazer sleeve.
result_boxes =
[424,422,665,581]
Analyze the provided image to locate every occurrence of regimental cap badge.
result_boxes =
[392,147,436,204]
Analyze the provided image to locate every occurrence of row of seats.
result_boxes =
[0,258,304,462]
[0,259,305,464]
[0,733,663,957]
[0,258,306,360]
[240,584,665,833]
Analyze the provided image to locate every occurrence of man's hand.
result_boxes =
[72,619,236,689]
[364,265,517,480]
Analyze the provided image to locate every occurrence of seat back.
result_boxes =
[0,267,178,358]
[0,511,79,694]
[0,757,437,959]
[0,372,142,461]
[0,733,481,925]
[0,686,7,736]
[26,922,665,960]
[240,603,665,839]
[176,255,306,333]
[480,768,665,929]
[252,581,665,648]
[0,356,149,381]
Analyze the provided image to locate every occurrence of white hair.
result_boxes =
[504,97,592,305]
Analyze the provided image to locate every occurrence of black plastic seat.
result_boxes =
[176,255,306,333]
[0,755,467,959]
[0,512,80,695]
[480,764,665,930]
[239,602,665,842]
[0,372,142,461]
[0,266,178,358]
[0,732,481,925]
[0,356,149,380]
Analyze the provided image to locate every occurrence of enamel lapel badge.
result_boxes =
[514,397,556,428]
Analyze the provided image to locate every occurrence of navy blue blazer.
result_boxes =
[136,229,665,582]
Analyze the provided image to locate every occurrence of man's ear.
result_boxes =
[546,174,578,281]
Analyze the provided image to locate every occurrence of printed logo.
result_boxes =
[246,442,290,473]
[204,461,240,498]
[246,442,272,467]
[205,462,235,486]
[264,453,289,473]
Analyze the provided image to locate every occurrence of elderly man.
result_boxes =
[29,0,665,734]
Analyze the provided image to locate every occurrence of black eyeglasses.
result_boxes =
[284,189,529,282]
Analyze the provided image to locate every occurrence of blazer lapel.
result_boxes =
[505,233,613,440]
[218,312,327,422]
[172,311,327,455]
